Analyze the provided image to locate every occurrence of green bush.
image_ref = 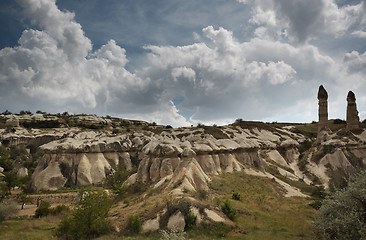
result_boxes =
[315,171,366,239]
[35,201,51,218]
[0,199,19,221]
[128,215,142,234]
[311,186,326,199]
[56,191,112,239]
[309,200,323,210]
[221,199,237,221]
[0,156,13,171]
[232,190,241,201]
[298,140,312,154]
[49,204,70,215]
[184,211,197,230]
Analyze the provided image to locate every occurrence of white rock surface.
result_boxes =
[204,209,225,222]
[167,211,185,232]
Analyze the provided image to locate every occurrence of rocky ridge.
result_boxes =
[2,113,366,231]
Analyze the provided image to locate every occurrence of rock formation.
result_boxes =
[317,85,328,133]
[346,91,359,130]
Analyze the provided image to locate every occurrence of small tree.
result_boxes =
[184,211,197,230]
[232,190,241,201]
[315,171,366,239]
[221,199,237,221]
[57,191,112,239]
[16,193,32,210]
[128,215,142,234]
[35,201,51,218]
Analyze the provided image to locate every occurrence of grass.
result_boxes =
[0,171,317,240]
[206,171,316,240]
[0,216,60,240]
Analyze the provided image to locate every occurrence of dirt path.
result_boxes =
[7,190,78,218]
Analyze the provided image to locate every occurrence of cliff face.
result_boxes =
[24,123,304,193]
[1,114,366,195]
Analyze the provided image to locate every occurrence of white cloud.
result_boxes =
[243,0,365,43]
[141,26,341,123]
[0,0,147,113]
[351,30,366,38]
[1,0,365,127]
[171,67,196,83]
[16,0,92,62]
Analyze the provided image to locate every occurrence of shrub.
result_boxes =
[195,189,208,200]
[314,171,366,239]
[50,204,70,215]
[128,215,142,234]
[56,191,112,239]
[309,200,323,210]
[35,201,51,218]
[0,199,19,221]
[232,190,241,201]
[221,199,237,221]
[298,140,312,154]
[333,119,346,124]
[184,211,197,230]
[311,186,326,199]
[160,229,187,240]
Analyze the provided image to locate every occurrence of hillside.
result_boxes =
[0,113,366,239]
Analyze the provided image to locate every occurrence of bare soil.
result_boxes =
[7,189,78,218]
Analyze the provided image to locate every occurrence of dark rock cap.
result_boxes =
[318,85,328,100]
[347,91,356,102]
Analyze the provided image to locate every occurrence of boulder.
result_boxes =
[142,217,160,233]
[204,209,225,222]
[167,211,185,232]
[17,167,28,178]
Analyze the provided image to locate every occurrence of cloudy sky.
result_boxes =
[0,0,366,127]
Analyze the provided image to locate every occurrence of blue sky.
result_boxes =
[1,0,366,127]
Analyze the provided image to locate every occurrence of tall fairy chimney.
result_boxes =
[346,91,359,130]
[318,85,328,132]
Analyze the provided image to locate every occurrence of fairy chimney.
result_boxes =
[318,85,328,132]
[346,91,359,130]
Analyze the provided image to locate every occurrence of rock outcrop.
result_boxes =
[346,91,359,130]
[317,85,328,133]
[1,111,365,196]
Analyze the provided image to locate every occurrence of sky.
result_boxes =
[0,0,366,127]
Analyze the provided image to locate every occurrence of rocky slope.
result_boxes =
[1,114,365,192]
[1,113,366,232]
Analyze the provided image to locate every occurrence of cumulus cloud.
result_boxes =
[243,0,365,43]
[1,0,365,126]
[141,26,341,123]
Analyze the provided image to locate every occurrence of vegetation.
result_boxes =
[0,216,59,240]
[220,199,237,221]
[22,120,61,129]
[231,190,241,201]
[56,191,112,239]
[0,199,18,221]
[128,215,142,234]
[208,171,316,239]
[104,162,128,196]
[35,201,51,218]
[0,145,42,195]
[315,171,366,239]
[184,211,197,230]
